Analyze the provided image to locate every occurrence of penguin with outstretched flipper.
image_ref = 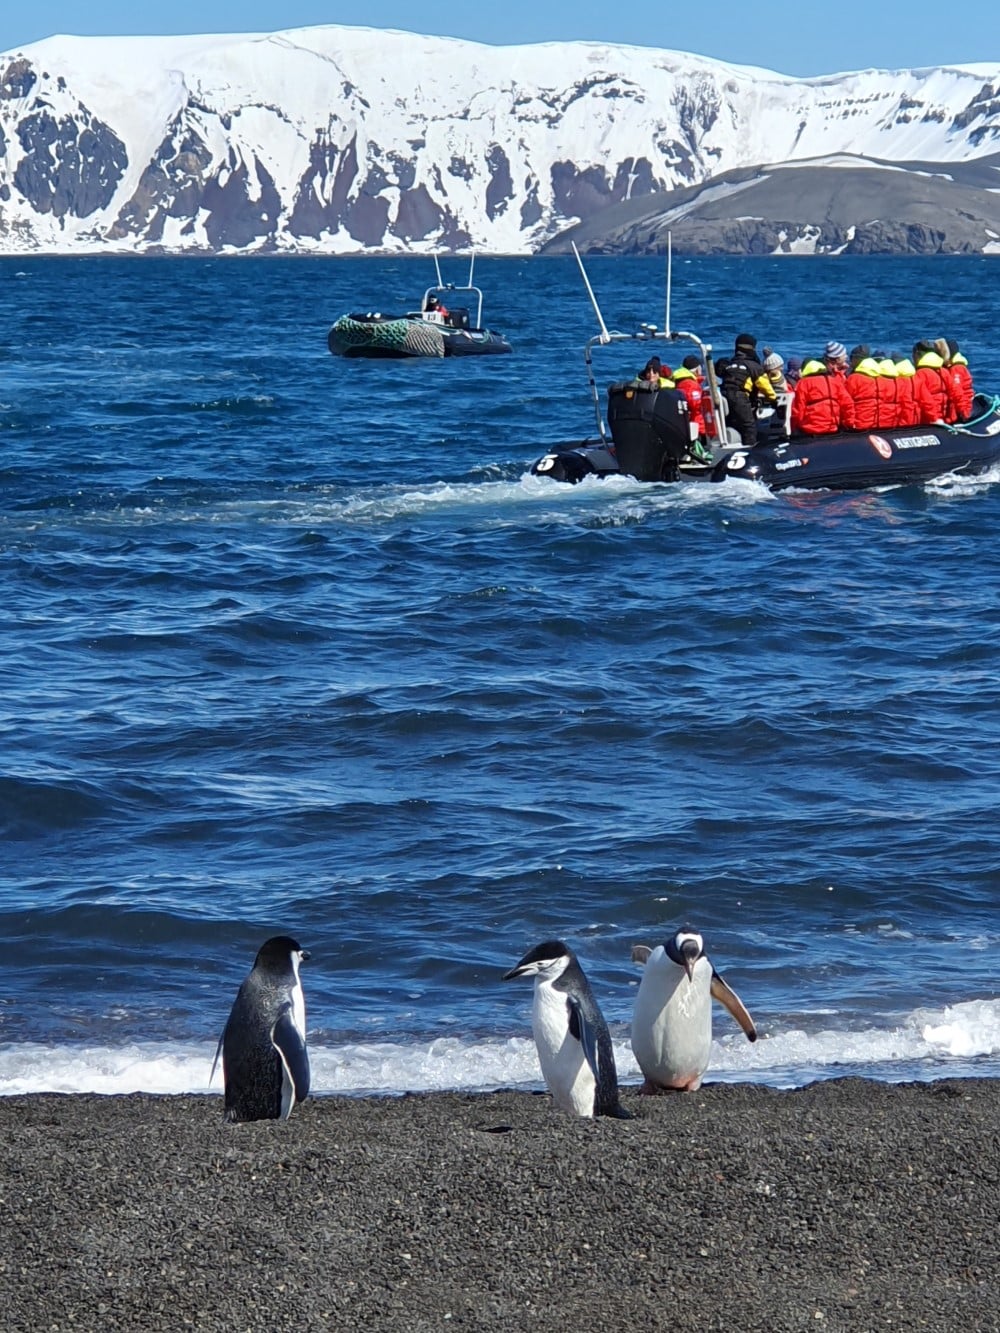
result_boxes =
[631,927,756,1093]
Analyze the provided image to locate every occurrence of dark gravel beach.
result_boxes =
[4,1078,998,1332]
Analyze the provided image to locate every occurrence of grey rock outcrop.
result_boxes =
[542,154,1000,256]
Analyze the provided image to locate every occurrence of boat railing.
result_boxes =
[582,326,728,448]
[421,284,484,330]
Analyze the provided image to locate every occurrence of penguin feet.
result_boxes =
[638,1077,702,1095]
[638,1079,677,1096]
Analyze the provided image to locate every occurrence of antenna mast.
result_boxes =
[665,232,672,336]
[572,242,610,343]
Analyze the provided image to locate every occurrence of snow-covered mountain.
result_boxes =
[1,25,998,255]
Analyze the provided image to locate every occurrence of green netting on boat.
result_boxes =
[330,316,446,357]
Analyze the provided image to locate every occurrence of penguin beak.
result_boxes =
[299,950,311,964]
[681,943,700,981]
[502,964,530,980]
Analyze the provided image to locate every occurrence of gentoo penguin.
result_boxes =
[630,927,756,1093]
[503,940,630,1118]
[211,935,311,1122]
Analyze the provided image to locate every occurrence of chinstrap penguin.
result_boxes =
[503,939,630,1118]
[212,935,311,1122]
[630,927,756,1093]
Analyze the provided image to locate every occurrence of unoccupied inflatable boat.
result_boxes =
[530,327,1000,493]
[328,255,512,359]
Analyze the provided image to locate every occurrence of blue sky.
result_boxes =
[2,1,997,78]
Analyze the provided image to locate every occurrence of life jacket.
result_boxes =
[672,367,705,433]
[790,360,856,435]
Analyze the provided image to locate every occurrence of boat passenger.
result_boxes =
[785,357,803,388]
[844,355,887,430]
[945,339,975,421]
[763,351,789,392]
[424,293,450,324]
[912,342,960,425]
[848,344,871,373]
[875,358,901,429]
[714,334,777,447]
[673,355,707,437]
[823,341,849,377]
[893,357,919,427]
[790,358,855,435]
[632,356,664,388]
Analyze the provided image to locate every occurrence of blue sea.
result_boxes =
[2,252,998,1098]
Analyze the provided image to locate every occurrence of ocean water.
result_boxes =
[1,252,999,1098]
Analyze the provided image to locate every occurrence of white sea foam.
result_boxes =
[2,998,998,1097]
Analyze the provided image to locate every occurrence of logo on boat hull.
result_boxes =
[869,435,893,459]
[892,434,940,450]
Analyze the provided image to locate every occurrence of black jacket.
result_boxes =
[715,353,777,404]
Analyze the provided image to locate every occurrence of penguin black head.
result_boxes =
[254,935,311,974]
[502,939,573,981]
[665,927,704,981]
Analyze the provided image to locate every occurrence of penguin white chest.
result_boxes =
[632,958,713,1090]
[278,966,307,1119]
[532,981,596,1117]
[289,975,307,1042]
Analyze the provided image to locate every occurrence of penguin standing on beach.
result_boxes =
[212,935,311,1123]
[503,940,630,1119]
[630,927,756,1093]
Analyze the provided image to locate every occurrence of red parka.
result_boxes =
[672,367,706,435]
[913,351,960,425]
[947,355,974,421]
[873,361,900,429]
[791,361,856,435]
[844,359,885,430]
[893,362,919,426]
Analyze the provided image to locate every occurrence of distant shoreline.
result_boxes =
[6,1077,997,1330]
[1,249,996,261]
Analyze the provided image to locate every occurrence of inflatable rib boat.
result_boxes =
[328,256,511,359]
[531,329,1000,493]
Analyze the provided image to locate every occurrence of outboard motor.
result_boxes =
[606,383,691,481]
